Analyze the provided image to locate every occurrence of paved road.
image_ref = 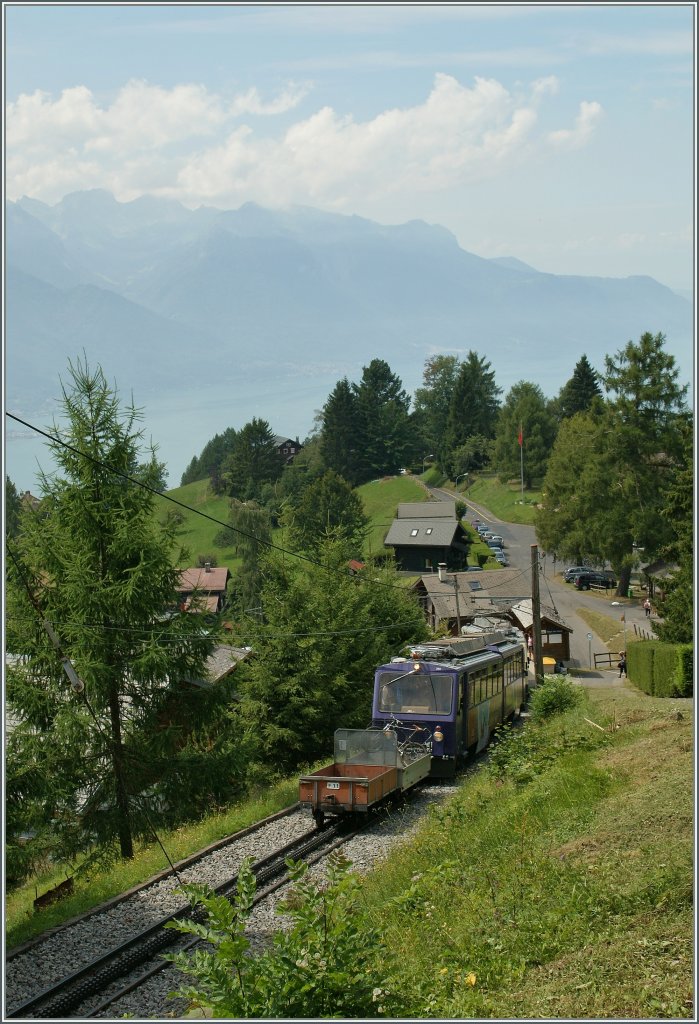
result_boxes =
[431,485,655,679]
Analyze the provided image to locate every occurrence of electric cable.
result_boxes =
[6,411,412,594]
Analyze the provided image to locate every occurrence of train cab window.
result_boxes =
[378,671,454,715]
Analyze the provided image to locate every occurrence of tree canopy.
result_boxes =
[493,381,558,488]
[283,469,369,556]
[5,360,229,871]
[556,354,602,420]
[220,418,284,500]
[237,539,428,774]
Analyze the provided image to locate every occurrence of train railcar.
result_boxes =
[371,630,527,778]
[299,727,432,828]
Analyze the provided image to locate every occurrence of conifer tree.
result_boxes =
[557,354,602,419]
[320,378,362,485]
[6,360,215,864]
[352,359,412,483]
[443,351,501,474]
[237,538,428,773]
[283,469,368,556]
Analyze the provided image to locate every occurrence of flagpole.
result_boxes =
[519,423,524,500]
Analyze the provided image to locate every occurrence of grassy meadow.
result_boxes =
[159,472,431,570]
[8,685,693,1020]
[360,683,693,1019]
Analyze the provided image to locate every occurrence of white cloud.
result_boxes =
[6,74,600,207]
[548,100,602,149]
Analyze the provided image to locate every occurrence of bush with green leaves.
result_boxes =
[165,853,402,1018]
[529,676,584,719]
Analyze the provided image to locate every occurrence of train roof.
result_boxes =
[379,630,524,670]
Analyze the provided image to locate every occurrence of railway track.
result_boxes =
[7,816,353,1019]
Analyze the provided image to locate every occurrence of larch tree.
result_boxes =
[5,360,216,865]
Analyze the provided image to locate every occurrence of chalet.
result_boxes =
[183,644,252,688]
[640,559,678,601]
[507,600,573,663]
[273,435,303,464]
[412,568,528,634]
[411,574,572,659]
[384,501,469,573]
[176,564,231,614]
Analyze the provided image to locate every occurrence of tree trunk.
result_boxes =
[616,564,632,598]
[107,681,133,859]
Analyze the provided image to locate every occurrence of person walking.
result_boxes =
[643,597,652,617]
[618,652,627,678]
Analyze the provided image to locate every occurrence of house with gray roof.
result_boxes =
[412,568,529,632]
[384,501,469,573]
[412,572,573,658]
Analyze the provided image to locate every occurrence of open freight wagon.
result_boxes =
[299,728,431,827]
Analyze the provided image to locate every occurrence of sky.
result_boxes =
[3,2,696,292]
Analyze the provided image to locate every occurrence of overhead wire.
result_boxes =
[5,411,413,595]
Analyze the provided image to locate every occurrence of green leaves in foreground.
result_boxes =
[165,852,401,1018]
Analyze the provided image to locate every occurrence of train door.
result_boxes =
[456,671,468,759]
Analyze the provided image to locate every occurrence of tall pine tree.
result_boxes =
[6,360,215,863]
[557,354,602,419]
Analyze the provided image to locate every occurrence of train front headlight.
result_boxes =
[433,726,444,744]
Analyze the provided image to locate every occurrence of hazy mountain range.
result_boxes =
[5,189,693,486]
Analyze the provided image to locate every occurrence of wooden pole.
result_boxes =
[531,544,544,682]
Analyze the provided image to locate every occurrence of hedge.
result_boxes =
[627,641,693,697]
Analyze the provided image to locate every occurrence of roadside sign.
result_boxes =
[586,632,593,640]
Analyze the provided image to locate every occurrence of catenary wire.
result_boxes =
[6,411,416,595]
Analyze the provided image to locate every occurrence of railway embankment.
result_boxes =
[352,680,693,1019]
[5,680,693,1019]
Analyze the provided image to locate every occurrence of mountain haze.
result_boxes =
[5,189,692,484]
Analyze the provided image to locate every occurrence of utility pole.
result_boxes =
[531,544,544,682]
[438,563,462,636]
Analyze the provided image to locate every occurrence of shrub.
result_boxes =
[165,853,402,1018]
[627,641,693,697]
[529,677,584,719]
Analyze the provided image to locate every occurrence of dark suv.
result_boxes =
[574,571,617,591]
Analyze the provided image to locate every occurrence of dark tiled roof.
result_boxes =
[385,518,462,547]
[396,501,456,519]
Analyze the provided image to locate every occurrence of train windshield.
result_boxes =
[377,670,454,715]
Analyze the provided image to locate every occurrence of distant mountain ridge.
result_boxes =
[6,189,693,423]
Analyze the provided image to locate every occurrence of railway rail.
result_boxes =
[7,817,351,1019]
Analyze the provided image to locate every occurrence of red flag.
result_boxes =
[518,424,523,447]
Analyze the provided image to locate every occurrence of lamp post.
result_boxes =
[454,473,469,491]
[438,562,462,636]
[423,453,435,474]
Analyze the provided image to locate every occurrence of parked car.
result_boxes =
[487,538,503,549]
[489,535,505,547]
[563,565,591,582]
[494,551,509,566]
[466,565,483,572]
[477,524,490,535]
[574,571,617,591]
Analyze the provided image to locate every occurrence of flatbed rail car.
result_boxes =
[372,630,527,778]
[299,728,432,828]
